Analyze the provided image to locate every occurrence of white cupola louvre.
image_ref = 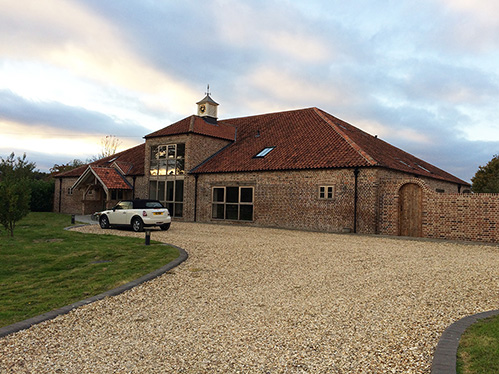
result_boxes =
[196,85,219,121]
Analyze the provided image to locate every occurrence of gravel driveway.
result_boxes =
[1,223,498,373]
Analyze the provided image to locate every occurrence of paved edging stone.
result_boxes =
[431,309,499,373]
[0,231,188,338]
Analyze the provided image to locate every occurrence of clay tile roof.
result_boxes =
[144,115,235,141]
[54,143,145,178]
[92,167,132,190]
[191,107,469,186]
[112,161,134,175]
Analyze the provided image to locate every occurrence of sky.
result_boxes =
[1,0,498,182]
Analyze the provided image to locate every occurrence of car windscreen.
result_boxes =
[145,201,163,208]
[132,200,164,209]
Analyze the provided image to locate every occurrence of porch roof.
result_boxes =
[71,166,133,192]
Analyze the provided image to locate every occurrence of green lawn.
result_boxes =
[457,314,499,373]
[0,212,179,327]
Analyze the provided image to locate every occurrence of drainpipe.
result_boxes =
[58,177,63,213]
[194,174,199,222]
[353,168,359,233]
[132,176,136,199]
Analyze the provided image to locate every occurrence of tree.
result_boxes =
[471,154,499,193]
[86,135,122,162]
[30,178,55,212]
[0,153,34,236]
[49,159,84,175]
[100,135,121,159]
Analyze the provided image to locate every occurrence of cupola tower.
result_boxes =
[196,85,219,122]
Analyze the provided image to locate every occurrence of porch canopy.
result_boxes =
[71,165,132,204]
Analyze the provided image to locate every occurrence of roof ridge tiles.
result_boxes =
[313,108,378,166]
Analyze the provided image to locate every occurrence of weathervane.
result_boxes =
[206,84,210,96]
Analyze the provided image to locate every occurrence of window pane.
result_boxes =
[177,143,185,158]
[168,145,176,158]
[327,187,333,199]
[150,160,158,176]
[240,205,253,221]
[175,180,184,202]
[151,146,159,160]
[158,160,167,176]
[167,160,176,175]
[166,181,174,201]
[174,203,183,217]
[212,204,224,219]
[255,147,274,157]
[158,145,167,159]
[158,181,166,201]
[226,204,238,220]
[240,187,253,203]
[226,187,239,203]
[166,202,174,216]
[149,181,157,199]
[213,188,224,202]
[176,159,185,175]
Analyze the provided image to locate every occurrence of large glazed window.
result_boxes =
[150,143,185,176]
[212,186,253,221]
[149,143,185,217]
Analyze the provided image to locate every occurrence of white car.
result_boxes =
[96,199,171,232]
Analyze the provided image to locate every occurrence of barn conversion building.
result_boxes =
[55,93,476,239]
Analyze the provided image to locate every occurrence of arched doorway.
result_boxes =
[398,183,422,237]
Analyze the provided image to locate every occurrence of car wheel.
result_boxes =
[160,223,171,231]
[131,217,144,232]
[99,215,110,229]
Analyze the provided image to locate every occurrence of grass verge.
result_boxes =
[456,314,499,373]
[0,212,179,328]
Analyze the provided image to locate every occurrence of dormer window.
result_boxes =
[254,147,275,158]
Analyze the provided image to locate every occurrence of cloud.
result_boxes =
[0,89,149,136]
[1,0,498,181]
[0,0,198,115]
[428,0,499,52]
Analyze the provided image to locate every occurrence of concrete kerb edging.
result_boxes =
[0,226,188,338]
[431,309,499,373]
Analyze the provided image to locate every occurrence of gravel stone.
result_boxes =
[0,223,497,373]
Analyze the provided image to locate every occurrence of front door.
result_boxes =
[398,183,422,237]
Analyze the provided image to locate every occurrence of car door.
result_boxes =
[108,201,132,225]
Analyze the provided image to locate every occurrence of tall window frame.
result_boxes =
[149,143,185,217]
[212,186,254,221]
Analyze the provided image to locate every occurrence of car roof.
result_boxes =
[127,199,163,208]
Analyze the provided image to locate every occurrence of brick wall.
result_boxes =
[53,177,81,214]
[424,191,499,242]
[377,171,499,243]
[195,168,380,233]
[376,169,467,236]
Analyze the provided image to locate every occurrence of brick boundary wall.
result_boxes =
[381,178,499,243]
[423,190,499,243]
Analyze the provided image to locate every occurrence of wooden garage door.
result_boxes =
[398,183,422,237]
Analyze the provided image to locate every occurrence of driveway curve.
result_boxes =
[0,223,497,373]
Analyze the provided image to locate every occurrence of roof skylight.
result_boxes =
[254,147,275,158]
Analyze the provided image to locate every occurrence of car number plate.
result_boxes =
[153,212,163,215]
